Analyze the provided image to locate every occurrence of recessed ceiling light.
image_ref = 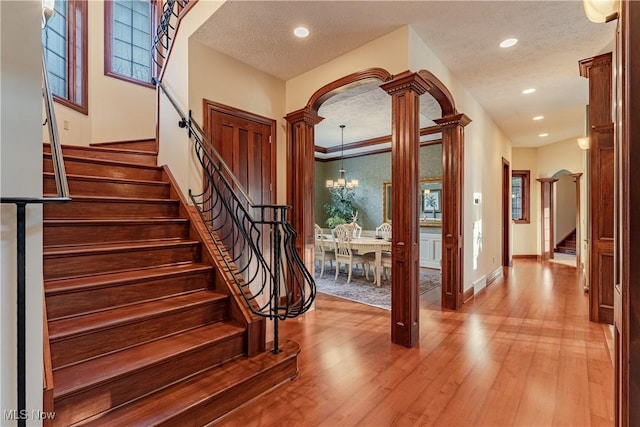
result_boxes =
[533,115,544,121]
[500,38,518,48]
[522,88,536,94]
[293,26,309,38]
[539,133,549,137]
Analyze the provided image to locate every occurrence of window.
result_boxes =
[512,170,530,224]
[105,0,155,87]
[42,0,88,114]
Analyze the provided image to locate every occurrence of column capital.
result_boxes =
[285,108,323,126]
[434,113,472,128]
[380,70,430,96]
[537,177,559,183]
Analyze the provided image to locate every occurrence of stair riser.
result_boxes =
[90,140,157,152]
[50,298,230,369]
[46,270,214,320]
[44,156,163,181]
[44,200,179,219]
[44,175,170,199]
[43,244,201,280]
[159,357,298,427]
[44,145,157,166]
[44,222,190,247]
[53,335,244,426]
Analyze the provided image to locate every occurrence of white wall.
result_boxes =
[43,1,156,146]
[1,1,44,424]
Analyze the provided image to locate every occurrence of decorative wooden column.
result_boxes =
[285,108,323,272]
[537,178,557,261]
[434,113,471,310]
[380,71,428,347]
[571,173,583,269]
[580,52,614,324]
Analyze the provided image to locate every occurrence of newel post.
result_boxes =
[285,108,323,271]
[380,71,429,347]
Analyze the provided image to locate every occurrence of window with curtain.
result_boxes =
[105,0,155,87]
[42,0,88,114]
[512,170,530,223]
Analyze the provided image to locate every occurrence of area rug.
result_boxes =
[314,264,441,310]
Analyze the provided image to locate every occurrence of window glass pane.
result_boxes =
[511,176,523,220]
[43,0,68,99]
[109,0,152,84]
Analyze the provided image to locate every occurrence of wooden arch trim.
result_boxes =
[417,69,457,117]
[306,67,393,112]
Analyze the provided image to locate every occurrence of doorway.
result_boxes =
[502,158,511,267]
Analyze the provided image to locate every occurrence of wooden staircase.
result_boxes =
[43,140,299,426]
[556,229,577,255]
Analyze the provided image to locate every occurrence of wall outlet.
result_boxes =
[63,120,69,130]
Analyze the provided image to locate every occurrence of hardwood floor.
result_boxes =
[215,260,614,427]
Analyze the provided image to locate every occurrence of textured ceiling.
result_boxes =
[191,0,616,153]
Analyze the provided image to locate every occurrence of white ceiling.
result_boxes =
[192,0,616,155]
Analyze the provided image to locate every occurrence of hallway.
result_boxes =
[216,260,614,426]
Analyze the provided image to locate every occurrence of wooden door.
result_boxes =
[204,100,275,260]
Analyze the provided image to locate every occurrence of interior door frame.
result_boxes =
[502,158,511,267]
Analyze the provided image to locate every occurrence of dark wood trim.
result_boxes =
[49,0,88,115]
[307,68,393,112]
[512,170,531,224]
[416,70,456,116]
[512,254,541,260]
[571,173,583,268]
[502,158,511,268]
[463,287,474,302]
[486,266,504,285]
[616,2,640,424]
[538,178,557,261]
[104,0,156,89]
[579,52,614,79]
[315,139,442,162]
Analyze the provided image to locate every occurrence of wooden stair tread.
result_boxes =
[44,218,189,227]
[48,290,227,341]
[43,194,179,204]
[44,152,162,171]
[43,239,197,256]
[76,340,300,427]
[43,172,169,188]
[44,263,212,296]
[53,322,245,398]
[45,143,158,157]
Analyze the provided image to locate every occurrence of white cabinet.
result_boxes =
[419,233,442,269]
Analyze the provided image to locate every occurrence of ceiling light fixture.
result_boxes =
[583,0,619,23]
[522,88,536,94]
[499,38,518,48]
[326,125,358,190]
[539,133,549,137]
[533,115,544,121]
[293,26,309,38]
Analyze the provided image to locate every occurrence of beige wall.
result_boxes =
[408,27,513,290]
[188,40,286,202]
[44,1,156,146]
[1,1,44,421]
[512,138,585,257]
[555,174,577,245]
[512,148,540,255]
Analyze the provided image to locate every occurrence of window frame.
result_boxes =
[512,170,531,224]
[44,0,88,115]
[104,0,157,89]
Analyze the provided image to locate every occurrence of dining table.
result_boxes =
[322,234,392,286]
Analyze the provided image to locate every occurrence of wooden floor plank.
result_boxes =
[215,260,613,427]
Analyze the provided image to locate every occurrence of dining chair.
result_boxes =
[332,224,369,283]
[376,222,392,240]
[366,222,392,282]
[314,224,335,278]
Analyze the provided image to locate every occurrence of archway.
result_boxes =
[285,68,470,347]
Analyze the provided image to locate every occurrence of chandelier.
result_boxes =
[325,125,359,189]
